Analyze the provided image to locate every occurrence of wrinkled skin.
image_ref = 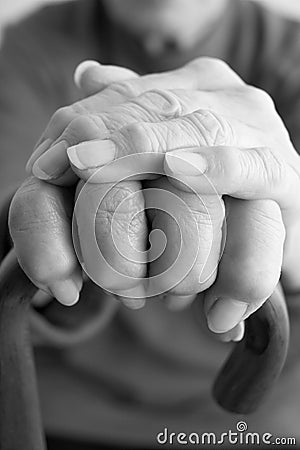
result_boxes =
[9,58,300,340]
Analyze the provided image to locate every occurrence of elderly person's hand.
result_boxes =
[10,58,300,341]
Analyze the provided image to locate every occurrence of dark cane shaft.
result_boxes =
[0,249,45,450]
[0,248,290,450]
[213,284,290,414]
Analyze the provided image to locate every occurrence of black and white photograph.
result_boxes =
[0,0,299,449]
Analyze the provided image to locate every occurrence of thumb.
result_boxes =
[74,60,139,96]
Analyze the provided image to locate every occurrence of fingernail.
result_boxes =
[164,294,196,311]
[207,298,248,333]
[67,139,116,170]
[165,150,207,176]
[218,321,245,343]
[74,60,101,88]
[71,266,84,292]
[26,138,53,173]
[233,321,245,342]
[32,140,69,180]
[50,279,80,306]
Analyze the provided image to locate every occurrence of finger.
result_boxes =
[31,67,147,173]
[66,109,253,183]
[42,80,202,186]
[98,57,244,100]
[25,108,77,174]
[30,85,197,183]
[117,284,147,310]
[73,180,148,311]
[74,57,243,113]
[27,56,243,177]
[203,198,285,334]
[32,91,192,185]
[8,177,82,306]
[26,63,138,175]
[31,289,53,308]
[163,146,300,216]
[119,298,146,310]
[195,294,245,342]
[217,322,245,343]
[74,179,148,296]
[74,60,139,96]
[31,88,209,183]
[30,114,109,185]
[143,177,225,299]
[163,293,196,311]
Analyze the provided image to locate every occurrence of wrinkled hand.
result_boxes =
[10,58,300,341]
[11,61,219,311]
[9,62,145,308]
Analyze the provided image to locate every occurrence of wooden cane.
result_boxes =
[0,248,290,449]
[213,283,289,414]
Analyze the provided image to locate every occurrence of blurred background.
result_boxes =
[0,0,300,41]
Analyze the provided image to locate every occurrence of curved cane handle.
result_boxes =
[213,283,290,414]
[0,250,290,450]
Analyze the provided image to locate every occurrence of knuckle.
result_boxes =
[63,114,107,144]
[246,86,275,110]
[251,201,286,241]
[245,271,279,301]
[134,89,182,119]
[119,121,161,154]
[219,146,259,189]
[185,110,235,146]
[225,262,279,302]
[189,57,230,75]
[108,79,141,100]
[29,257,70,286]
[187,57,244,88]
[217,146,287,193]
[254,147,287,188]
[214,147,240,180]
[50,105,77,129]
[205,57,231,74]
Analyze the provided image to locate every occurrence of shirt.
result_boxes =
[0,0,300,447]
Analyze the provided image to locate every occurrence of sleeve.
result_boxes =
[254,11,300,359]
[273,52,300,154]
[0,24,58,198]
[253,8,300,152]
